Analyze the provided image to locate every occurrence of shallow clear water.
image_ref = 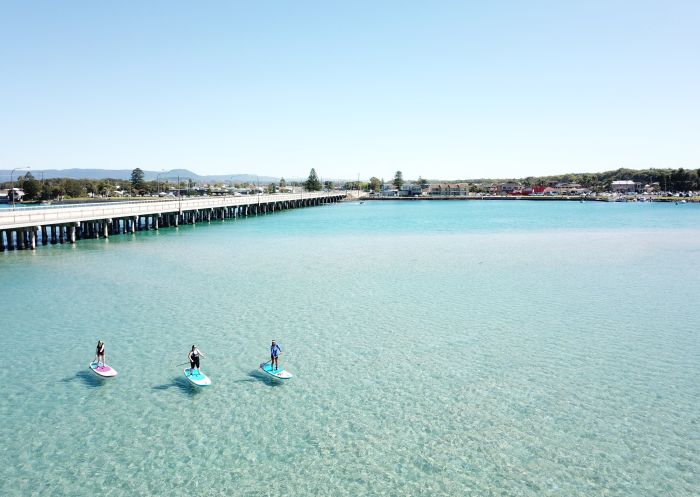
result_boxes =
[1,200,698,496]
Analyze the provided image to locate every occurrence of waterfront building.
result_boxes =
[500,182,522,194]
[524,185,547,195]
[554,183,589,195]
[381,184,399,196]
[0,188,24,203]
[643,182,660,193]
[611,180,641,193]
[429,183,470,196]
[399,184,422,197]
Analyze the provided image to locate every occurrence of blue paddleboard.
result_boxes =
[184,368,211,386]
[259,362,293,380]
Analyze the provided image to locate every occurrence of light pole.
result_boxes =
[10,166,30,209]
[156,169,164,196]
[156,169,173,198]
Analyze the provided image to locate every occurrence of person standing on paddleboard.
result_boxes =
[270,340,281,371]
[188,345,205,373]
[94,340,105,367]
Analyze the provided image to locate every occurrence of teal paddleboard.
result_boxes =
[184,368,211,386]
[260,362,293,380]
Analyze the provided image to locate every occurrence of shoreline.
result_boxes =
[352,195,699,203]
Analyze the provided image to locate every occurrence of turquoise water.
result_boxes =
[1,200,698,496]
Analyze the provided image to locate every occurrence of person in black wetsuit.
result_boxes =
[94,340,105,367]
[188,345,205,373]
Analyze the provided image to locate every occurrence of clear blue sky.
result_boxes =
[1,1,698,180]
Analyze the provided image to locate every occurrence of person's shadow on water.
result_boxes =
[152,376,203,396]
[244,368,285,387]
[61,370,107,388]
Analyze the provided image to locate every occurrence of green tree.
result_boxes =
[130,168,145,192]
[369,177,381,193]
[279,177,287,189]
[418,176,429,189]
[21,172,40,200]
[324,180,334,191]
[40,182,52,200]
[305,168,322,191]
[393,171,404,189]
[670,167,691,192]
[266,182,277,194]
[51,185,65,199]
[98,181,110,196]
[63,179,83,197]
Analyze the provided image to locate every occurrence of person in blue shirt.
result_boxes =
[270,340,282,371]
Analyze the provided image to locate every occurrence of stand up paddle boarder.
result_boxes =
[93,340,106,367]
[188,345,205,373]
[270,340,281,371]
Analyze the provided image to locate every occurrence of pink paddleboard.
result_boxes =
[89,362,118,378]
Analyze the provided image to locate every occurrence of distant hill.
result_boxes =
[0,168,279,184]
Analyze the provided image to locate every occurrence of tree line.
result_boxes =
[347,168,700,193]
[0,173,128,201]
[6,166,697,202]
[3,169,314,201]
[462,167,700,192]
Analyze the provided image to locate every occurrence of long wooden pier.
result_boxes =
[0,191,345,251]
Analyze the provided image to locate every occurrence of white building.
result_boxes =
[0,188,24,203]
[499,182,522,194]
